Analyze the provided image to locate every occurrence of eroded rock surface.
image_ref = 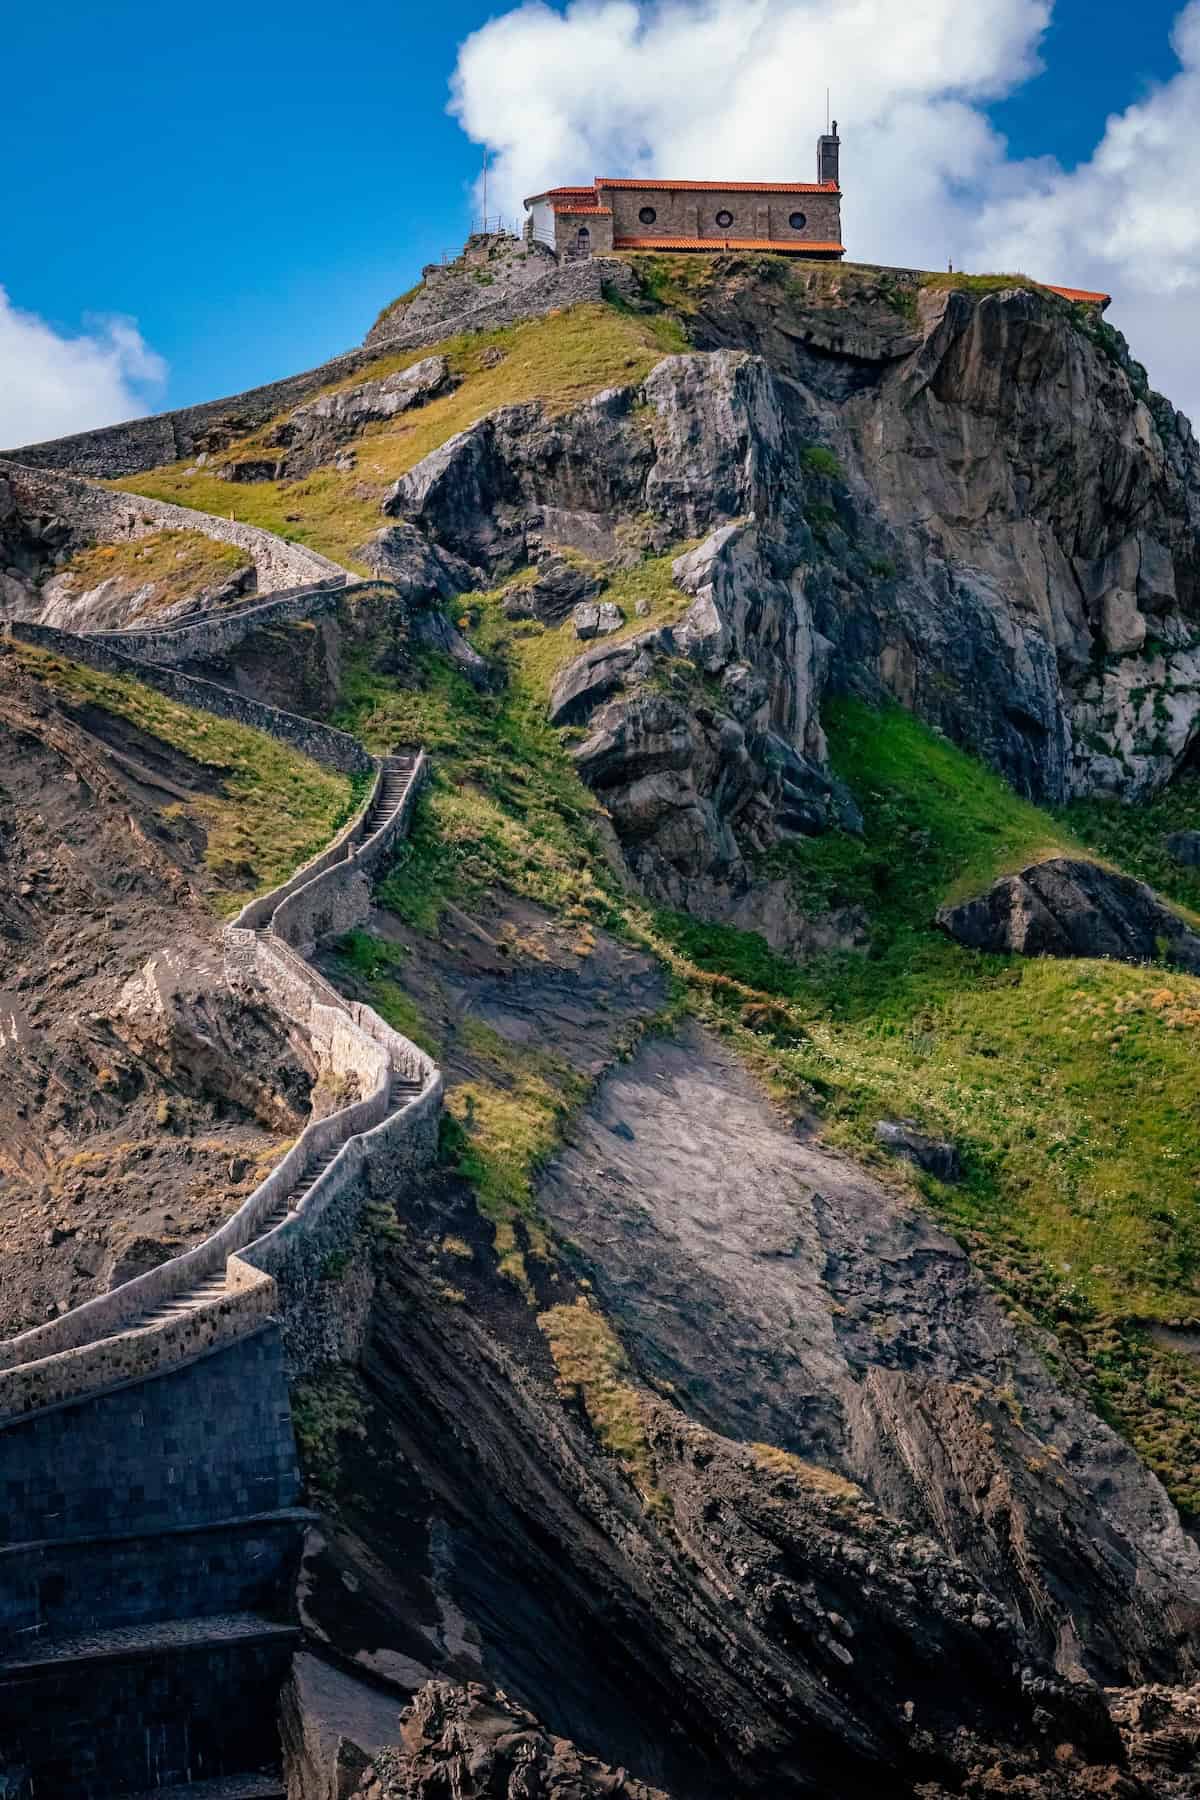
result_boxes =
[343,1681,671,1800]
[535,1024,1200,1690]
[0,646,310,1333]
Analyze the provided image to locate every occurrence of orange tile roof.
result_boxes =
[1045,283,1111,307]
[550,202,612,215]
[615,235,845,254]
[599,177,839,194]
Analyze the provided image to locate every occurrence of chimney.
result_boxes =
[817,120,840,187]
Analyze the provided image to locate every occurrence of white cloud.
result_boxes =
[0,288,167,448]
[970,0,1200,421]
[449,0,1200,424]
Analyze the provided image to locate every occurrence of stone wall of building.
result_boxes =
[4,260,640,480]
[0,458,346,590]
[553,209,616,257]
[604,183,843,247]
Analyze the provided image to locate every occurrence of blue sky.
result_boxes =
[2,0,1196,431]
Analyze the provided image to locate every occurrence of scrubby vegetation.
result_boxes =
[116,305,687,572]
[538,1298,662,1506]
[57,530,252,615]
[291,1368,369,1503]
[14,642,357,914]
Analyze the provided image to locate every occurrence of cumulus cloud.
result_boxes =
[450,0,1200,423]
[970,0,1200,420]
[0,289,167,448]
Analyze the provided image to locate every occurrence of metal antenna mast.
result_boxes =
[481,149,488,233]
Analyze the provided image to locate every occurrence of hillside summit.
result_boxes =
[2,244,1200,1796]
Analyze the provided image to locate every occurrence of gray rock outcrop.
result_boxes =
[690,270,1200,803]
[936,857,1200,970]
[342,1681,671,1799]
[502,553,603,623]
[251,356,454,482]
[874,1119,962,1182]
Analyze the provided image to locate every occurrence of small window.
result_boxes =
[715,209,733,229]
[789,210,808,230]
[638,205,657,225]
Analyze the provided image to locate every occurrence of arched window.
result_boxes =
[576,225,591,255]
[789,210,808,230]
[638,205,657,225]
[715,209,733,229]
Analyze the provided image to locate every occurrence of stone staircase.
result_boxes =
[0,494,443,1800]
[364,750,419,836]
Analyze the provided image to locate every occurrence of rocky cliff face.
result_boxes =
[688,264,1200,804]
[8,249,1200,1799]
[379,263,1200,919]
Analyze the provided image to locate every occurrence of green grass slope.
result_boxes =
[329,597,1200,1511]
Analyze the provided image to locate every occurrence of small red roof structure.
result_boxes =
[596,177,839,195]
[1045,283,1112,309]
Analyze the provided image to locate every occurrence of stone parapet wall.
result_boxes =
[0,469,443,1799]
[95,578,398,667]
[0,716,434,1403]
[4,259,640,480]
[0,457,347,590]
[4,619,373,774]
[0,1266,278,1419]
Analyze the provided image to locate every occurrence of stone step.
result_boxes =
[0,1611,296,1674]
[113,1776,285,1800]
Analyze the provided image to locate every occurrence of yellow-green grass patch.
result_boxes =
[538,1298,662,1506]
[56,531,253,617]
[113,304,688,572]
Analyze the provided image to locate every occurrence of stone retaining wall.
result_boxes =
[0,1329,300,1547]
[0,1510,306,1643]
[5,619,373,774]
[1,1629,297,1796]
[0,457,346,590]
[3,259,639,480]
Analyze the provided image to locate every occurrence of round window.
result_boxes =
[638,205,657,225]
[715,209,733,228]
[789,210,808,230]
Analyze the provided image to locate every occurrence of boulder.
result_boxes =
[548,630,668,727]
[502,553,603,623]
[573,600,623,640]
[874,1119,962,1183]
[354,521,476,599]
[936,857,1200,972]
